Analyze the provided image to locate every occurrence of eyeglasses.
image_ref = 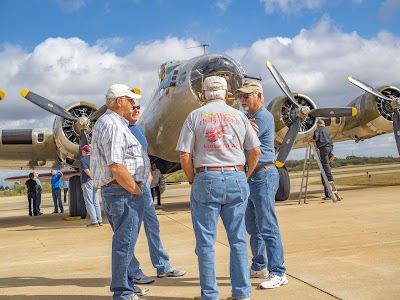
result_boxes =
[238,93,254,100]
[132,105,141,110]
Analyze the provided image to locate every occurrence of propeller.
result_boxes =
[348,76,400,155]
[266,61,358,167]
[0,90,5,100]
[21,90,78,121]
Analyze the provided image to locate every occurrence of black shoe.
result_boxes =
[52,211,58,214]
[60,210,64,213]
[322,197,332,200]
[29,212,32,216]
[38,212,43,215]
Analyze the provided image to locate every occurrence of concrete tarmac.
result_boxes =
[0,181,399,300]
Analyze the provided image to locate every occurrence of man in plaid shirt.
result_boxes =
[91,83,150,300]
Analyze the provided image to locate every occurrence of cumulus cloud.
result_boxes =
[1,16,399,162]
[260,0,325,14]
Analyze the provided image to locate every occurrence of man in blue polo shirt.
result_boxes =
[127,95,186,287]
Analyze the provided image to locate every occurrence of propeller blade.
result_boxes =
[20,90,78,121]
[79,130,89,161]
[276,118,302,168]
[309,107,357,117]
[0,90,5,100]
[348,76,393,102]
[393,109,400,155]
[89,104,107,121]
[266,61,300,109]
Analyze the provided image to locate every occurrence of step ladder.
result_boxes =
[298,143,342,203]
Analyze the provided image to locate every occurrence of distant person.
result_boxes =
[63,180,69,203]
[79,145,102,227]
[50,169,64,213]
[237,81,288,289]
[33,171,43,215]
[128,97,186,288]
[150,163,162,208]
[311,119,334,200]
[25,172,38,216]
[91,83,149,300]
[177,76,261,300]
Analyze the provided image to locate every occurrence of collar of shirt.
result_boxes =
[105,109,129,126]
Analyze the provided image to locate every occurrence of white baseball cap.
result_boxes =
[203,76,227,91]
[106,84,142,100]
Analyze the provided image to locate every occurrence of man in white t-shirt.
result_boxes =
[150,163,162,208]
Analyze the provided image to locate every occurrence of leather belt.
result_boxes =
[195,165,244,173]
[108,180,143,187]
[251,163,275,176]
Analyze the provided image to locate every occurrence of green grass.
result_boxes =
[311,172,400,186]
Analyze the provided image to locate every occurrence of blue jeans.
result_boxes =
[35,191,42,213]
[129,182,171,277]
[82,180,102,224]
[52,189,63,212]
[191,170,251,300]
[246,167,286,276]
[101,184,145,300]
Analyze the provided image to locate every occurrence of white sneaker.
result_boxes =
[250,267,269,279]
[157,268,186,278]
[133,273,155,284]
[134,286,149,296]
[259,273,288,289]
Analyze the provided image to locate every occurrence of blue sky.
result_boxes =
[0,0,400,182]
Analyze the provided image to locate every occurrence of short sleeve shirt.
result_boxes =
[91,109,150,186]
[176,99,260,168]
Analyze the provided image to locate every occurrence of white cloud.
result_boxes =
[378,0,400,20]
[260,0,325,14]
[0,16,399,173]
[215,0,233,12]
[57,0,87,12]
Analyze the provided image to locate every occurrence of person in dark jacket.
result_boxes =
[311,119,334,200]
[25,173,38,216]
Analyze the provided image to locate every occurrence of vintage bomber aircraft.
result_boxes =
[1,54,399,218]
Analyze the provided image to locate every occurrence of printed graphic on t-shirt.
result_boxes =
[200,111,240,151]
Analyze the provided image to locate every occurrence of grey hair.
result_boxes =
[106,96,117,107]
[204,90,226,101]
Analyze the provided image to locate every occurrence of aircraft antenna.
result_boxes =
[188,44,210,54]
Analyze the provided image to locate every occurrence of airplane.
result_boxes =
[1,53,399,219]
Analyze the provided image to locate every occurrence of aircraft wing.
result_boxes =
[4,170,80,183]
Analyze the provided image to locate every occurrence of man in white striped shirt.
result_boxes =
[91,83,150,300]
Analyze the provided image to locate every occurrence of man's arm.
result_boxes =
[83,168,91,178]
[245,147,261,179]
[179,151,194,184]
[109,163,141,195]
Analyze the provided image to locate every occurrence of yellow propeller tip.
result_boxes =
[347,76,353,80]
[275,161,284,168]
[351,107,357,116]
[266,61,272,67]
[0,90,5,100]
[21,90,30,98]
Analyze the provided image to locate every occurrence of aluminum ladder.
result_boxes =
[299,143,342,203]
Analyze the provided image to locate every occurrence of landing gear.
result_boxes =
[68,175,87,218]
[276,166,290,201]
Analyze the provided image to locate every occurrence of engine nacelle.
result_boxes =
[267,93,317,150]
[340,86,400,142]
[53,102,98,168]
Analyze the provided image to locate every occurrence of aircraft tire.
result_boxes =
[276,166,290,201]
[69,175,87,219]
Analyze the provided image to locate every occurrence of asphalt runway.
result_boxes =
[0,173,399,299]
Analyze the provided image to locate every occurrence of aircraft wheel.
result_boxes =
[276,166,290,201]
[69,175,87,218]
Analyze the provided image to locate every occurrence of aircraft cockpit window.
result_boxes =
[190,55,244,108]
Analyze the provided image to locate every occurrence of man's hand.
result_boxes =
[249,118,259,133]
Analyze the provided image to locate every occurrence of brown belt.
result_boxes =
[195,165,245,173]
[108,180,143,187]
[251,163,275,176]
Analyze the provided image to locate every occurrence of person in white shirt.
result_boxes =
[150,163,162,208]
